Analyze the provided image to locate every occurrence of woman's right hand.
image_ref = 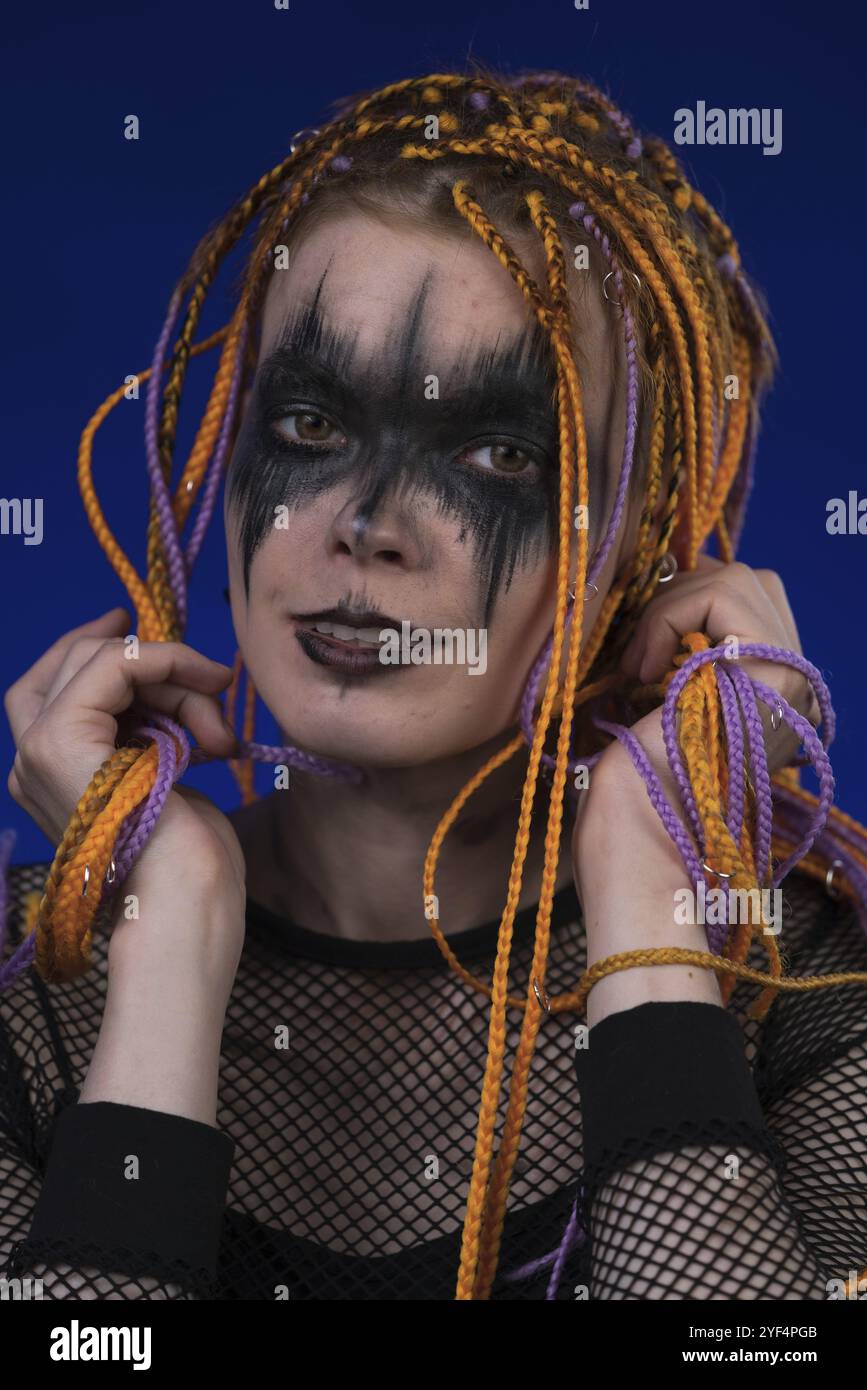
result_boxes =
[4,606,247,992]
[5,606,238,843]
[4,607,250,1122]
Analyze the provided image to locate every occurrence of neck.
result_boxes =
[234,732,576,942]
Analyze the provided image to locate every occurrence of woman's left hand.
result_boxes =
[570,555,822,1024]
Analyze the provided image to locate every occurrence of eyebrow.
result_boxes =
[253,269,608,502]
[256,339,559,430]
[255,312,562,458]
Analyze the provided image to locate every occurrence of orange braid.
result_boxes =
[472,190,591,1300]
[35,744,162,981]
[402,134,704,564]
[32,745,141,980]
[446,181,587,1299]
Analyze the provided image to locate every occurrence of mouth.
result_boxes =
[290,605,407,677]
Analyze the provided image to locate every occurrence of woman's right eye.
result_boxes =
[271,411,346,449]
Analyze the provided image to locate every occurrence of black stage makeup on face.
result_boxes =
[226,261,604,624]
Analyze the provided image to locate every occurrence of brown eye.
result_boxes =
[273,411,344,447]
[460,442,540,479]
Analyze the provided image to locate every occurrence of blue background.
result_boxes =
[2,0,864,863]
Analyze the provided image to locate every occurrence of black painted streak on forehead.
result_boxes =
[226,264,591,623]
[346,267,436,539]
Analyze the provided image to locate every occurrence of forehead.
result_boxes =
[258,207,604,368]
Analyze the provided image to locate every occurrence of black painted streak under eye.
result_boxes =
[226,263,601,625]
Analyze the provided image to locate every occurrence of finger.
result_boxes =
[36,642,234,755]
[43,634,132,710]
[619,567,732,678]
[752,570,800,652]
[119,682,237,757]
[625,582,781,686]
[739,651,822,740]
[691,553,725,574]
[621,564,776,683]
[4,607,131,742]
[741,573,820,726]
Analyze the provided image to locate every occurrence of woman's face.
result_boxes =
[224,207,637,768]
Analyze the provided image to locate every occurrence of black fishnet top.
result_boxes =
[1,857,866,1300]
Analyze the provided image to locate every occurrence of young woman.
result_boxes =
[1,66,866,1302]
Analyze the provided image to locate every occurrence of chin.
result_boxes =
[272,717,434,770]
[251,655,514,771]
[268,702,498,774]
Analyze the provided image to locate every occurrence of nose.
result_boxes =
[326,485,424,571]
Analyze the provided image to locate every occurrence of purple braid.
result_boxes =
[726,663,775,884]
[500,1193,586,1299]
[566,201,640,591]
[184,322,249,571]
[144,285,190,632]
[545,1196,584,1299]
[0,921,36,991]
[112,717,190,874]
[772,788,867,943]
[658,646,834,886]
[570,78,643,160]
[714,663,746,843]
[725,395,759,554]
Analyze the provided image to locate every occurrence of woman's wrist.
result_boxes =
[79,986,225,1126]
[577,783,723,1028]
[79,864,245,1126]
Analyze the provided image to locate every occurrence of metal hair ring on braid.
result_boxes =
[3,69,867,1305]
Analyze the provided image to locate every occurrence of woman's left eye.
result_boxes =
[272,411,345,448]
[457,441,543,479]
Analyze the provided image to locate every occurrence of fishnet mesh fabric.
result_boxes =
[1,859,866,1300]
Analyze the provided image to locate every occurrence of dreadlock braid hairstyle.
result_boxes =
[5,64,867,1303]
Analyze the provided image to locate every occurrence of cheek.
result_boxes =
[482,562,559,684]
[224,523,250,633]
[224,511,287,646]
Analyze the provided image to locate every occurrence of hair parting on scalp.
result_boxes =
[3,64,867,1302]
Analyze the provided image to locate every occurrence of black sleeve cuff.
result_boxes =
[575,1000,770,1174]
[28,1100,235,1276]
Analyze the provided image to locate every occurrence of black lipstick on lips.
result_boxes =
[292,603,408,676]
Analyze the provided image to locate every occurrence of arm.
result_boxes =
[564,554,852,1298]
[572,783,854,1301]
[2,1098,233,1300]
[1,856,243,1300]
[2,614,248,1298]
[574,1000,829,1299]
